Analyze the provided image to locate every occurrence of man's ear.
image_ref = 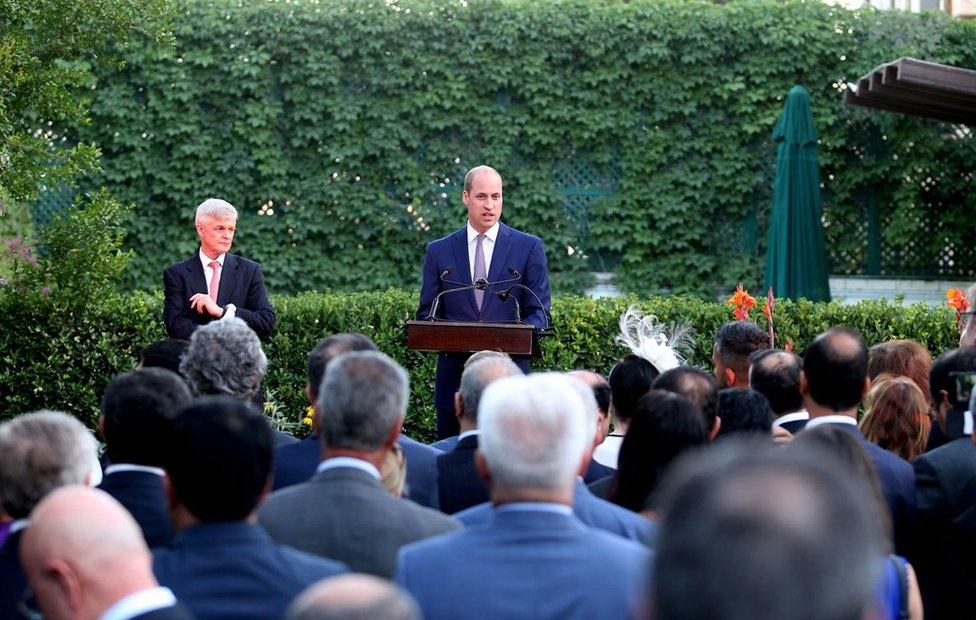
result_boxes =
[385,418,404,449]
[799,371,809,396]
[708,416,722,441]
[474,450,491,487]
[861,376,871,402]
[724,368,736,389]
[97,416,107,441]
[46,559,83,615]
[454,392,464,421]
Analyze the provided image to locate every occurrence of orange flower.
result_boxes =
[947,288,970,312]
[726,283,757,321]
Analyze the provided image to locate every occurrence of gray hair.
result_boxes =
[478,373,591,493]
[287,574,421,620]
[565,374,599,444]
[0,411,97,519]
[180,317,267,401]
[460,356,523,425]
[319,351,409,452]
[195,198,238,223]
[463,165,502,192]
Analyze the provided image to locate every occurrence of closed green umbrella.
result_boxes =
[763,85,831,302]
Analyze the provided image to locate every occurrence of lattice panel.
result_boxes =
[552,154,618,270]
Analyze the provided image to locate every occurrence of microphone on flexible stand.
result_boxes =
[495,278,552,332]
[427,268,490,321]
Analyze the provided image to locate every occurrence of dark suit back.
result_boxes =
[582,459,615,485]
[272,435,319,491]
[0,530,29,620]
[98,470,173,548]
[436,435,489,514]
[259,466,460,578]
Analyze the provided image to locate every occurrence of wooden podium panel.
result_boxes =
[405,320,536,355]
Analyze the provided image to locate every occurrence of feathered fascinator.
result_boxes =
[616,306,693,374]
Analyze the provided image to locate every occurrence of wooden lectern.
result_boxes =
[405,320,539,356]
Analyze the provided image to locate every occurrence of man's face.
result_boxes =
[196,214,236,259]
[462,171,503,233]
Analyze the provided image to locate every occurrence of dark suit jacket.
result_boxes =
[912,436,976,619]
[582,458,615,485]
[431,435,459,452]
[0,529,29,620]
[436,434,489,514]
[97,469,173,548]
[153,521,345,620]
[416,223,551,411]
[259,466,459,578]
[131,601,197,620]
[163,253,276,340]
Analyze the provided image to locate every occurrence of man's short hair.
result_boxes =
[166,396,273,522]
[608,354,658,423]
[568,370,611,415]
[307,333,378,400]
[318,351,409,452]
[653,437,883,620]
[287,575,421,620]
[100,368,192,467]
[180,317,267,401]
[139,339,189,375]
[716,388,774,436]
[0,411,96,519]
[714,321,771,377]
[478,373,591,492]
[459,356,523,424]
[929,347,976,406]
[195,198,237,223]
[463,165,502,192]
[803,327,868,411]
[749,349,803,417]
[653,366,719,431]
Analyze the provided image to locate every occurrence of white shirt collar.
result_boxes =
[805,414,857,430]
[100,587,177,620]
[316,457,381,480]
[458,429,481,442]
[9,519,29,534]
[467,221,499,245]
[772,410,809,428]
[198,248,226,269]
[104,464,166,477]
[494,502,573,516]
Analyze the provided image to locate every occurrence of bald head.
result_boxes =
[457,355,523,427]
[802,327,869,413]
[287,574,421,620]
[22,486,157,620]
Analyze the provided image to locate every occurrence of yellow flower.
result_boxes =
[302,406,315,427]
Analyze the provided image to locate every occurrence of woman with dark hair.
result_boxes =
[592,354,658,468]
[867,339,932,398]
[860,375,931,462]
[715,388,774,437]
[604,390,709,512]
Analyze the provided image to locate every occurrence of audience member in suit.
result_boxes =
[163,198,276,340]
[139,338,190,376]
[287,575,421,620]
[97,368,191,548]
[153,397,346,620]
[653,366,721,440]
[396,373,651,619]
[179,317,296,446]
[259,351,459,578]
[749,348,808,433]
[713,320,771,390]
[0,411,99,619]
[437,355,524,514]
[801,327,916,560]
[430,350,511,452]
[21,486,194,620]
[456,373,658,547]
[568,369,616,483]
[593,354,658,468]
[714,388,774,438]
[912,347,976,619]
[273,333,441,508]
[652,436,884,620]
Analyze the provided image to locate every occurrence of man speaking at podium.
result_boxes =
[417,165,551,439]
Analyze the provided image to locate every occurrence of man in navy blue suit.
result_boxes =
[395,373,650,619]
[416,166,551,439]
[164,198,276,340]
[153,397,346,620]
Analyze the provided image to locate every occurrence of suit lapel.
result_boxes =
[483,223,513,317]
[185,255,208,295]
[450,228,479,316]
[217,254,239,306]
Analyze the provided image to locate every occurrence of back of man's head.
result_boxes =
[0,411,96,519]
[608,354,658,423]
[654,367,719,434]
[307,333,378,401]
[568,370,612,416]
[478,373,592,494]
[653,438,882,620]
[22,486,157,620]
[179,317,267,401]
[287,574,421,620]
[100,368,192,467]
[139,338,189,375]
[459,356,523,424]
[319,351,409,452]
[929,347,976,406]
[748,349,803,417]
[802,327,868,412]
[713,322,771,387]
[715,388,774,437]
[166,396,273,522]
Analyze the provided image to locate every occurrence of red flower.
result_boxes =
[726,283,757,321]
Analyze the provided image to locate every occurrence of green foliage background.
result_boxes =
[58,0,976,299]
[0,290,959,441]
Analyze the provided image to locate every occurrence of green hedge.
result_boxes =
[49,0,976,299]
[0,290,959,442]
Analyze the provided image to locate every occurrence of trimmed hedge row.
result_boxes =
[0,290,959,441]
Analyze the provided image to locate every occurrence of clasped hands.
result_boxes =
[189,293,223,318]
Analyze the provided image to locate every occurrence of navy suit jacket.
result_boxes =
[163,253,276,340]
[436,434,489,514]
[416,223,551,411]
[153,521,345,620]
[0,530,29,620]
[583,458,615,485]
[97,469,173,548]
[455,480,658,547]
[396,507,651,620]
[131,602,196,620]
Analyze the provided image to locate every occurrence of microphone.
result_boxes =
[487,267,520,289]
[426,271,490,321]
[440,267,468,288]
[495,282,552,332]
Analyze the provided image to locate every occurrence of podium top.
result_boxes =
[405,320,536,356]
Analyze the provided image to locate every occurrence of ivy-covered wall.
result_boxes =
[64,0,976,297]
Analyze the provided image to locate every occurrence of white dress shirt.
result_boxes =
[804,414,857,430]
[100,587,177,620]
[316,457,381,480]
[467,221,499,281]
[772,410,809,429]
[198,248,235,319]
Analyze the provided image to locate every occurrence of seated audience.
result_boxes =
[712,320,771,389]
[395,373,651,619]
[715,388,773,437]
[21,486,193,620]
[259,352,459,577]
[97,368,192,547]
[860,375,931,462]
[139,338,190,375]
[749,348,807,432]
[153,396,346,619]
[0,411,99,618]
[287,575,421,620]
[593,354,657,467]
[868,339,932,398]
[568,369,616,483]
[430,350,511,452]
[653,366,721,439]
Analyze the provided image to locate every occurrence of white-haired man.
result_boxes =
[394,373,651,619]
[163,198,276,340]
